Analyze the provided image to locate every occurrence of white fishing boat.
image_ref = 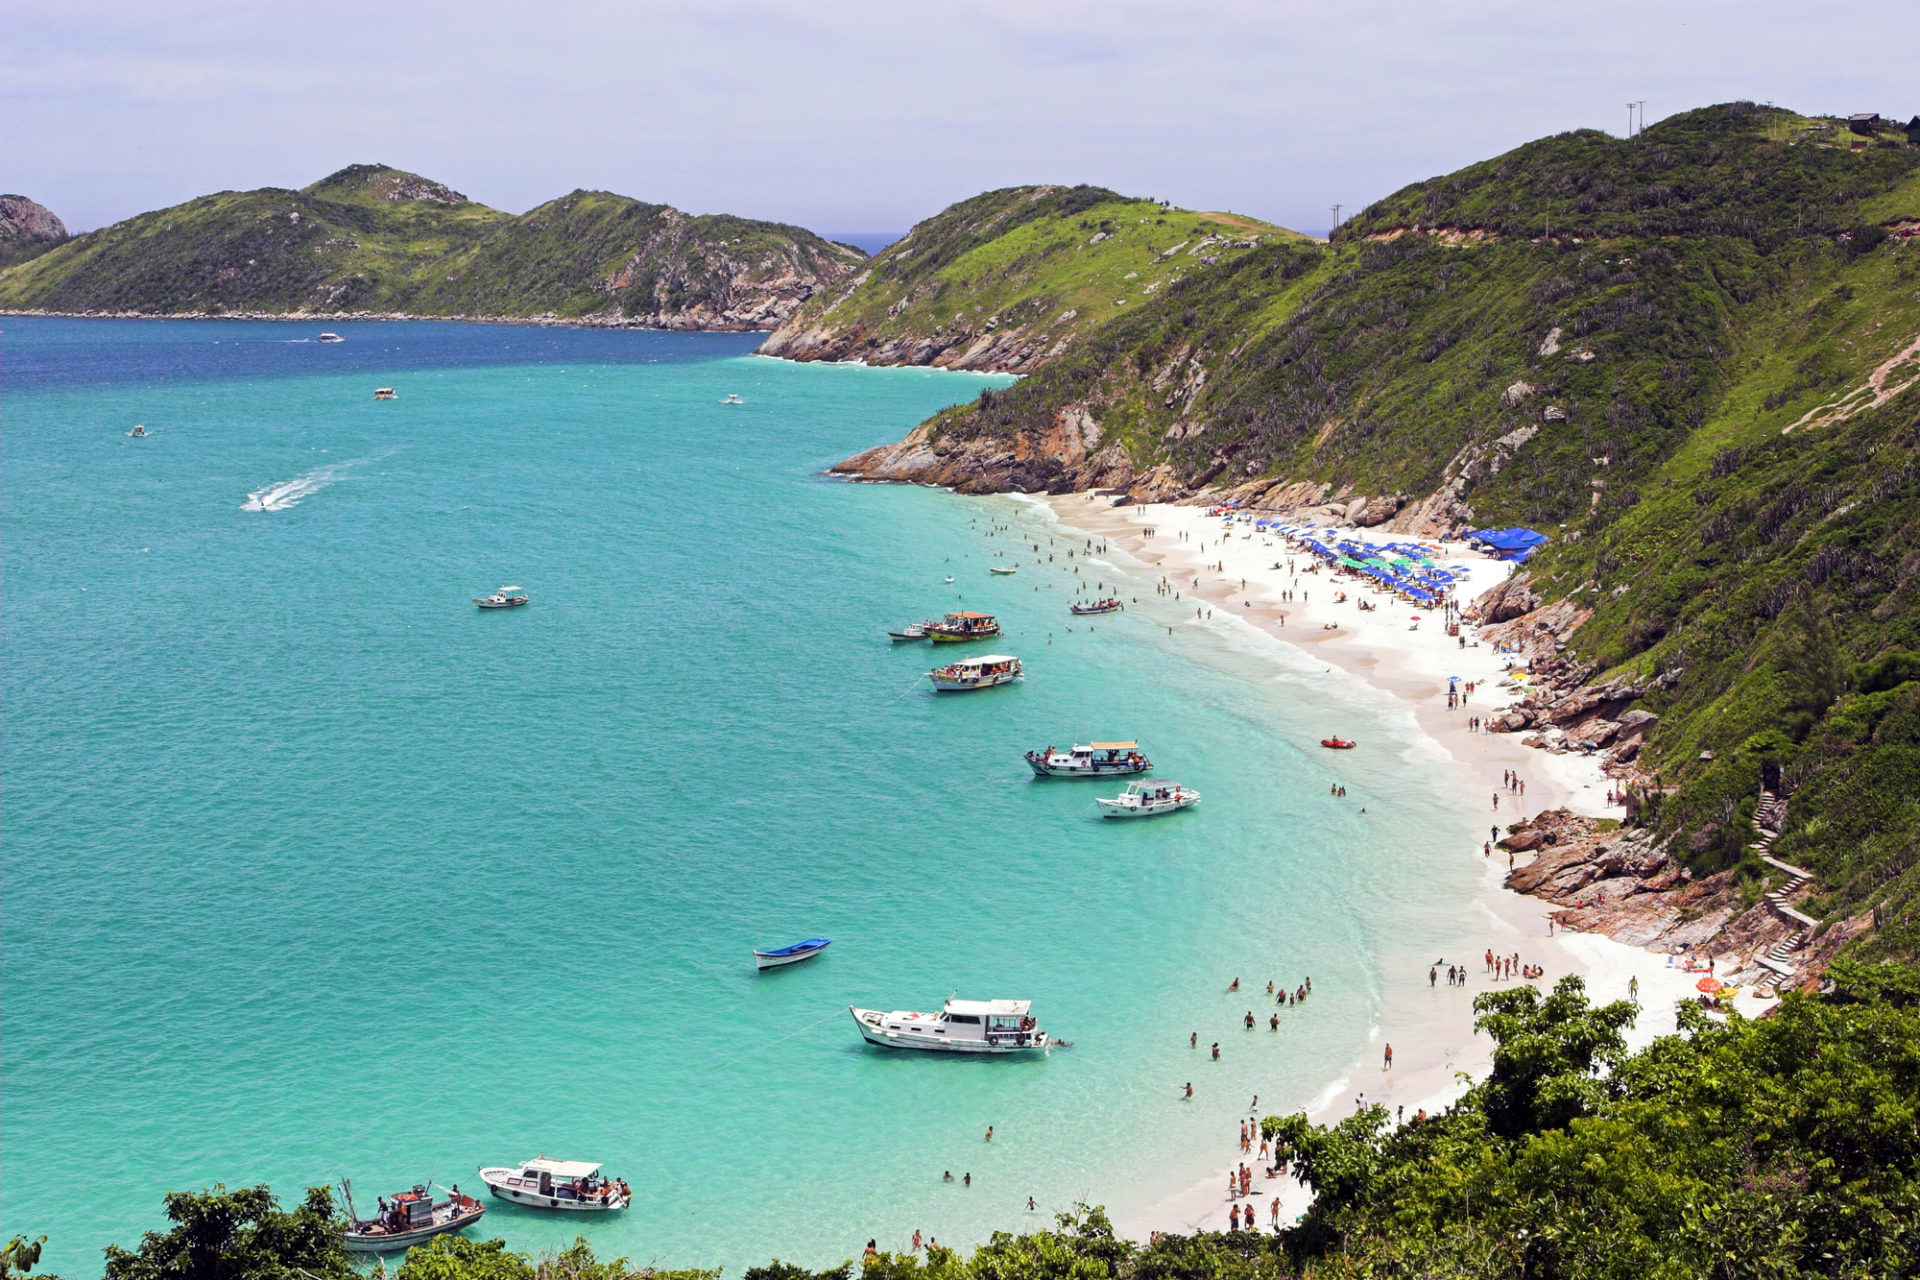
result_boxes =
[128,425,148,437]
[888,621,931,641]
[990,565,1017,575]
[1025,741,1151,777]
[474,585,529,609]
[318,332,345,343]
[929,654,1021,691]
[754,937,831,969]
[1096,780,1200,818]
[849,997,1049,1054]
[475,1158,629,1212]
[373,387,397,399]
[340,1180,486,1252]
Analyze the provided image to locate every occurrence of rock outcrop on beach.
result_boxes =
[0,166,863,328]
[0,195,68,267]
[761,185,1297,373]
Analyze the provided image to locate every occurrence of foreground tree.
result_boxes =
[101,1185,352,1280]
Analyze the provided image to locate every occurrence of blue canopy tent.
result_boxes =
[1468,527,1550,562]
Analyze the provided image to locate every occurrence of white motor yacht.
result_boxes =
[318,332,345,343]
[1096,780,1200,818]
[849,997,1049,1054]
[476,1158,629,1212]
[928,654,1021,691]
[1026,741,1151,777]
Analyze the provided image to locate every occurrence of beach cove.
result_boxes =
[7,318,1727,1272]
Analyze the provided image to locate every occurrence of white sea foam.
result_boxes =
[241,452,387,512]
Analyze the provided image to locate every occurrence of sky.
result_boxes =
[4,1,1915,239]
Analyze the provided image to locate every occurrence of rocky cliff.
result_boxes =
[0,195,68,267]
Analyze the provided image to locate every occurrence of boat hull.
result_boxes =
[849,1007,1048,1054]
[930,671,1020,692]
[1096,796,1199,818]
[475,598,529,609]
[1026,757,1152,778]
[475,1173,628,1212]
[927,629,1000,643]
[343,1207,486,1253]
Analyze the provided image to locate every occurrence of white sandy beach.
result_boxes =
[1033,494,1769,1236]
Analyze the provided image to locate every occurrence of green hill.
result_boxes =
[0,165,864,327]
[759,183,1303,371]
[836,103,1920,960]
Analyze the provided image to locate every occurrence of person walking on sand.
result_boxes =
[1383,1043,1393,1070]
[1629,975,1640,1005]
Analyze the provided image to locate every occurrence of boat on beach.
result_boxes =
[474,585,529,609]
[1070,598,1123,615]
[929,654,1022,692]
[1096,780,1200,818]
[754,937,831,969]
[1026,741,1151,777]
[849,997,1049,1054]
[925,611,1001,642]
[339,1180,486,1252]
[475,1158,629,1212]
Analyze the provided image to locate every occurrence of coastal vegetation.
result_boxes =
[759,185,1300,371]
[835,103,1920,963]
[61,963,1920,1279]
[0,165,863,327]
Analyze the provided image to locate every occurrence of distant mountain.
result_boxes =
[759,184,1303,373]
[0,195,68,268]
[0,165,865,328]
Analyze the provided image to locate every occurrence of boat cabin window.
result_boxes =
[948,1013,980,1024]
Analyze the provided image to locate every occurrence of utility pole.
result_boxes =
[1627,103,1634,138]
[1330,204,1342,232]
[1636,101,1646,136]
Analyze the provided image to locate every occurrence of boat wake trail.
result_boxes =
[241,452,389,512]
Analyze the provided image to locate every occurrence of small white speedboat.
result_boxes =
[318,332,345,343]
[754,937,830,969]
[888,622,931,641]
[474,586,529,609]
[721,393,744,404]
[340,1180,486,1252]
[1096,780,1200,818]
[929,654,1021,691]
[990,565,1017,575]
[849,997,1048,1054]
[476,1158,628,1212]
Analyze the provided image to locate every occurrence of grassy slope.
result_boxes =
[0,166,860,318]
[773,183,1302,358]
[919,105,1920,955]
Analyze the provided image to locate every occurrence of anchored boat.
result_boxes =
[925,611,1001,642]
[990,565,1018,575]
[339,1180,485,1253]
[1096,780,1200,818]
[373,387,397,400]
[1070,599,1123,615]
[888,622,932,641]
[849,997,1049,1054]
[476,1158,629,1212]
[474,586,529,609]
[754,937,831,970]
[929,654,1022,692]
[1026,741,1151,778]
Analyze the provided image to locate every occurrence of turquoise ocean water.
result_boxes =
[4,320,1486,1272]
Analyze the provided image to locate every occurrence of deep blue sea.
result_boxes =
[3,319,1485,1273]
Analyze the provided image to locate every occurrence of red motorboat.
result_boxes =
[1320,738,1356,750]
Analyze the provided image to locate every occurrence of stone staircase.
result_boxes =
[1751,789,1816,979]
